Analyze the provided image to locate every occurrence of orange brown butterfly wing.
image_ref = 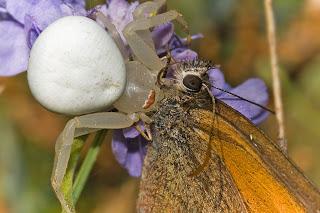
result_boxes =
[137,90,320,212]
[207,100,320,212]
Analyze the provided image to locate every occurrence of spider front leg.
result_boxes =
[95,12,129,61]
[130,0,167,51]
[123,8,189,72]
[133,0,167,18]
[51,112,136,213]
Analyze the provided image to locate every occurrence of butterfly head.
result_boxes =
[173,59,214,93]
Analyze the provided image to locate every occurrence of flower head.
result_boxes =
[0,0,86,76]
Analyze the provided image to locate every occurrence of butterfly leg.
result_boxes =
[51,112,136,213]
[203,83,216,114]
[132,112,153,141]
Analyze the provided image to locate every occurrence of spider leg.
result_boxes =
[95,12,129,61]
[133,112,154,141]
[135,124,152,141]
[133,0,167,19]
[131,0,168,52]
[123,10,189,72]
[51,112,135,213]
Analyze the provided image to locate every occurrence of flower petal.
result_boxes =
[152,23,174,50]
[0,21,29,76]
[123,126,140,139]
[208,68,226,96]
[0,10,9,20]
[112,130,147,177]
[26,1,71,30]
[24,15,41,48]
[122,121,146,138]
[124,136,147,177]
[162,48,198,78]
[217,78,269,124]
[6,0,35,24]
[63,0,85,7]
[172,48,198,61]
[250,108,269,125]
[60,1,86,16]
[104,0,138,42]
[111,130,128,165]
[156,34,183,56]
[125,151,143,177]
[0,0,5,10]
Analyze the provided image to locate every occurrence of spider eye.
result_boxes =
[182,74,202,92]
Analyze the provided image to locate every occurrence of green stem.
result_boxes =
[72,130,107,203]
[60,135,87,213]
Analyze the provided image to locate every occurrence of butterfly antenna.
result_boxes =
[211,85,275,114]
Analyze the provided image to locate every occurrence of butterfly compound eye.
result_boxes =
[183,74,203,92]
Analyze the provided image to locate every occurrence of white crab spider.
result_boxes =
[27,0,189,212]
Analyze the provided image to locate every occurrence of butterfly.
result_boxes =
[137,59,320,212]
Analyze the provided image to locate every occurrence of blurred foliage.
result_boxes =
[86,0,106,9]
[1,0,320,212]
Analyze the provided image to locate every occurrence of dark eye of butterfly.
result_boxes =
[182,74,203,92]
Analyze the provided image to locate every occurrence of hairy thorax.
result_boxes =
[138,88,247,212]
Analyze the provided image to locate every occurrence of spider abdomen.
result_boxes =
[28,16,126,115]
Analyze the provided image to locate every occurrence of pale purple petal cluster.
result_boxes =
[92,0,138,42]
[0,0,85,76]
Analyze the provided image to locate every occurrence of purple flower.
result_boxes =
[0,0,85,76]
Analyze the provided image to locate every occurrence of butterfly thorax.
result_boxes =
[138,88,248,212]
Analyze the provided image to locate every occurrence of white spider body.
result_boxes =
[28,16,126,115]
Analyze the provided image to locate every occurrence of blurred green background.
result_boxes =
[1,0,320,212]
